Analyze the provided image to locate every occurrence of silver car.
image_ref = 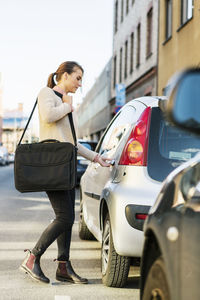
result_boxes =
[0,146,9,166]
[79,96,198,287]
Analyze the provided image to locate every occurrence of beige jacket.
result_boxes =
[37,87,97,161]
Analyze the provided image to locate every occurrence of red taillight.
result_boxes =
[119,107,151,166]
[136,213,148,220]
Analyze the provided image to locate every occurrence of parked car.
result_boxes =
[77,140,98,183]
[140,69,200,300]
[78,94,200,288]
[8,152,15,164]
[0,146,9,166]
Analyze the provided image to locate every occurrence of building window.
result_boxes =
[124,40,128,79]
[113,55,117,88]
[119,47,123,82]
[126,0,129,15]
[146,8,153,57]
[165,0,172,40]
[181,0,193,24]
[115,1,118,33]
[136,23,141,67]
[130,32,134,74]
[121,0,124,23]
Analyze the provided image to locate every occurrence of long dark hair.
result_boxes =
[47,61,84,88]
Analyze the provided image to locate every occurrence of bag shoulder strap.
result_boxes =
[18,99,37,145]
[68,112,77,146]
[18,90,77,146]
[53,91,77,146]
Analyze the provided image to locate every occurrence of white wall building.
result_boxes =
[77,59,112,141]
[2,104,32,153]
[111,0,159,114]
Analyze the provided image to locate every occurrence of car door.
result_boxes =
[177,163,200,300]
[82,105,138,239]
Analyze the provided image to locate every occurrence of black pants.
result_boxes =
[32,189,75,261]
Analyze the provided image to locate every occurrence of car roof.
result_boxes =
[125,96,167,108]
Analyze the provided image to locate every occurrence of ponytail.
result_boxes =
[47,73,56,88]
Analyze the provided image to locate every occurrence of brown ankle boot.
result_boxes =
[20,249,50,284]
[56,261,88,284]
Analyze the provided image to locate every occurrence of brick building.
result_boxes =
[0,74,3,144]
[158,0,200,95]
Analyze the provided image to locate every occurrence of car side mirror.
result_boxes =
[166,68,200,135]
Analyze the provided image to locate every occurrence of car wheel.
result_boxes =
[142,256,170,300]
[101,213,130,288]
[78,198,95,240]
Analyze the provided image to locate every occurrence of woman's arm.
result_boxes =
[38,88,71,123]
[77,142,111,167]
[77,142,97,161]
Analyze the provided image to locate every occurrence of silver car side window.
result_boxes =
[98,106,136,156]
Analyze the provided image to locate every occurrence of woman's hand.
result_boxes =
[93,154,113,167]
[62,94,72,105]
[62,94,73,111]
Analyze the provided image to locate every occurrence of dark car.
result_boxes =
[77,140,97,183]
[140,69,200,300]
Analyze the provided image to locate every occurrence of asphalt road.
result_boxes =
[0,164,140,300]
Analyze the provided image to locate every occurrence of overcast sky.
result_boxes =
[0,0,114,114]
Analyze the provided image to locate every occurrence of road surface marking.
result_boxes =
[55,296,71,300]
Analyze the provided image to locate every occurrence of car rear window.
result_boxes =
[80,142,92,150]
[79,141,98,152]
[147,107,200,182]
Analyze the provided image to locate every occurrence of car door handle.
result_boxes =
[110,160,115,166]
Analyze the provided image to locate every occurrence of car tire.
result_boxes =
[101,213,130,288]
[142,256,170,300]
[78,197,95,240]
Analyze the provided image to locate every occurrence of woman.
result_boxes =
[20,61,110,284]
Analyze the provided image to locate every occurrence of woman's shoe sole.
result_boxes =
[19,266,50,284]
[56,275,88,284]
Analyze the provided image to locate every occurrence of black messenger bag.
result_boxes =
[14,91,77,193]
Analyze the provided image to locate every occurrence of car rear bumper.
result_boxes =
[125,204,151,231]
